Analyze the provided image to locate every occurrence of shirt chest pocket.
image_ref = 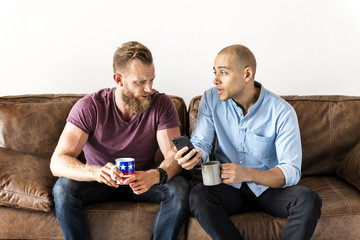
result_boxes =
[246,132,276,160]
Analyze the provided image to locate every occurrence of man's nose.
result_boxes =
[144,82,153,93]
[213,75,221,85]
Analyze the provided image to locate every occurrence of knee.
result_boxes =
[296,187,322,218]
[52,177,78,207]
[307,189,322,216]
[166,175,190,206]
[189,184,207,212]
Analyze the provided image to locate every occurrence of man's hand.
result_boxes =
[97,162,120,188]
[124,170,159,195]
[174,146,203,170]
[221,163,247,184]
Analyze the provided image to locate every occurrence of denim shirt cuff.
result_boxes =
[277,164,300,187]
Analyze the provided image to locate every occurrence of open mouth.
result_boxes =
[217,89,224,95]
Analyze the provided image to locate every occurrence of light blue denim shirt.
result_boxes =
[191,82,302,197]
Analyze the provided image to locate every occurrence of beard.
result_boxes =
[121,86,152,114]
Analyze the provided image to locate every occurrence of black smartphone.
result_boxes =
[172,135,197,160]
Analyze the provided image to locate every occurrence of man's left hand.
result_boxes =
[221,163,248,184]
[123,170,159,195]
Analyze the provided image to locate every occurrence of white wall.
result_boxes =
[1,0,359,106]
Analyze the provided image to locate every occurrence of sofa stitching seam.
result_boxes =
[324,177,352,213]
[0,199,49,211]
[0,189,50,201]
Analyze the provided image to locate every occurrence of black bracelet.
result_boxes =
[156,168,168,186]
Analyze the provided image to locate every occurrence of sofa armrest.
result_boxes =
[336,142,360,191]
[0,147,57,212]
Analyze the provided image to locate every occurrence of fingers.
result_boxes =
[174,146,192,160]
[181,154,201,170]
[99,163,119,187]
[221,163,240,183]
[175,147,202,170]
[126,172,149,195]
[101,162,128,188]
[123,174,136,185]
[129,181,147,195]
[221,163,237,171]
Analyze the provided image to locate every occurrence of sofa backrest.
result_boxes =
[188,95,360,177]
[0,94,187,161]
[0,94,84,158]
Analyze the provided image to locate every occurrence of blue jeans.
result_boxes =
[53,175,189,240]
[190,183,322,240]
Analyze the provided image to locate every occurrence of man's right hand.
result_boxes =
[174,146,203,170]
[97,162,121,188]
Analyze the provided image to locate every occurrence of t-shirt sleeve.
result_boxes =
[156,94,181,131]
[67,95,97,135]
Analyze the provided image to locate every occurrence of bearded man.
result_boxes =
[50,41,189,240]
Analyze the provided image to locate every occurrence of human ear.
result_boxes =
[113,73,124,86]
[244,67,254,82]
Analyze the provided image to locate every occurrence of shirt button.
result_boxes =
[240,161,243,164]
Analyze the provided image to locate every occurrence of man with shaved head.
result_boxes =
[175,44,322,240]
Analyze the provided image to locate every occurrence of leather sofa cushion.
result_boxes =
[0,148,56,212]
[337,142,360,190]
[0,100,77,158]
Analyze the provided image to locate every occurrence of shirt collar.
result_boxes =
[229,81,264,116]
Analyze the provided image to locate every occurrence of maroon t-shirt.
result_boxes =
[67,88,181,170]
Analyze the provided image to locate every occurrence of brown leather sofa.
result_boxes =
[1,93,360,240]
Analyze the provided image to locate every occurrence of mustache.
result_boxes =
[134,90,155,97]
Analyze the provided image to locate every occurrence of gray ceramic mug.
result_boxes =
[201,161,222,186]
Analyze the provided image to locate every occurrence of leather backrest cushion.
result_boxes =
[0,100,77,158]
[188,96,201,137]
[285,97,360,176]
[169,95,187,136]
[0,147,56,212]
[285,99,333,176]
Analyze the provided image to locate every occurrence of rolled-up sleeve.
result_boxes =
[275,108,302,187]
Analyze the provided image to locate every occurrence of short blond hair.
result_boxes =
[113,41,153,72]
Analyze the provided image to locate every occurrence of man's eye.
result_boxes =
[213,71,217,75]
[221,71,226,75]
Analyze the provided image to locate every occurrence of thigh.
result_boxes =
[190,183,250,216]
[127,175,189,203]
[256,185,315,218]
[53,177,129,205]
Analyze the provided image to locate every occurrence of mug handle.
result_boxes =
[110,165,118,181]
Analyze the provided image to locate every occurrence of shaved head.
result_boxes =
[218,45,257,76]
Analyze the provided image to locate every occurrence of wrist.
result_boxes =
[196,157,202,167]
[156,167,168,186]
[146,169,160,185]
[245,167,257,183]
